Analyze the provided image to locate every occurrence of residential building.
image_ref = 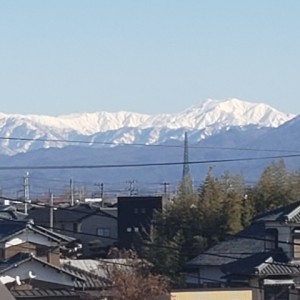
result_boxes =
[0,220,78,265]
[185,201,300,300]
[0,220,111,298]
[117,196,163,249]
[27,203,118,257]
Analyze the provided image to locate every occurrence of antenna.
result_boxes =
[29,271,36,279]
[15,276,21,285]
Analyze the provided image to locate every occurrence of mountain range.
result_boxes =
[0,98,299,198]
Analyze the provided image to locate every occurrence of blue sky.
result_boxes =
[0,0,299,115]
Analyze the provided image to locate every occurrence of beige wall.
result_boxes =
[171,290,252,300]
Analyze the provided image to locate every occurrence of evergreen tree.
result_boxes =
[253,160,291,212]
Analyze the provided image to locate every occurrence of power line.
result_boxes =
[0,153,299,171]
[0,135,299,153]
[3,194,300,250]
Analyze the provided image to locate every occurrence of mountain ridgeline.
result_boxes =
[0,98,299,197]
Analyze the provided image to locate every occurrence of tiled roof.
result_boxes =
[62,263,111,290]
[27,204,117,225]
[258,257,300,275]
[11,288,79,299]
[0,219,76,246]
[60,259,106,277]
[0,253,84,282]
[222,249,300,277]
[253,200,300,223]
[33,226,76,243]
[0,253,32,274]
[186,222,266,267]
[0,220,27,242]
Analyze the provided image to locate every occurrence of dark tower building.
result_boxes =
[182,132,190,180]
[117,196,163,249]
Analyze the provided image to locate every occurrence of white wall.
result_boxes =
[2,260,74,287]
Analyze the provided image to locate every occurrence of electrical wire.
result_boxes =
[1,135,299,153]
[0,153,299,170]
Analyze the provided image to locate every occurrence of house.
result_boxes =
[0,219,79,264]
[0,252,84,289]
[185,201,300,300]
[0,219,111,299]
[27,203,118,257]
[117,196,163,249]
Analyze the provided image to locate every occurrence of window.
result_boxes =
[97,228,110,237]
[293,229,300,259]
[127,227,132,232]
[134,208,139,214]
[134,227,139,232]
[264,286,289,300]
[141,208,146,214]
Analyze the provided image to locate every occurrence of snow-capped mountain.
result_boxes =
[0,98,294,155]
[0,98,299,197]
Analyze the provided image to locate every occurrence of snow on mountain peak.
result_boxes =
[170,98,294,130]
[0,98,295,155]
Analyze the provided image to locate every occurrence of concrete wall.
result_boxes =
[171,289,252,300]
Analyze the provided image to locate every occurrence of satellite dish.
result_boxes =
[15,276,21,286]
[29,271,36,279]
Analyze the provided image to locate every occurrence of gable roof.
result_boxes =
[186,222,266,267]
[0,220,28,242]
[253,200,300,223]
[0,253,84,282]
[62,263,111,290]
[27,203,117,225]
[0,220,76,245]
[222,249,300,278]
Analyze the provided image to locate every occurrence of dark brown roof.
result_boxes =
[11,288,80,299]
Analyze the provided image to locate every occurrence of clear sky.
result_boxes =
[0,0,300,116]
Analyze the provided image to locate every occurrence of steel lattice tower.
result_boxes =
[182,132,190,179]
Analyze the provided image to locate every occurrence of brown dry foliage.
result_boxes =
[104,258,170,300]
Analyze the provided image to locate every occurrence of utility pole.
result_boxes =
[49,193,54,231]
[23,172,30,214]
[161,181,170,198]
[100,183,104,199]
[95,182,104,198]
[70,178,74,206]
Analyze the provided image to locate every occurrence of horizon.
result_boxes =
[0,98,296,117]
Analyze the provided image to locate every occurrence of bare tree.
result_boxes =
[99,251,170,300]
